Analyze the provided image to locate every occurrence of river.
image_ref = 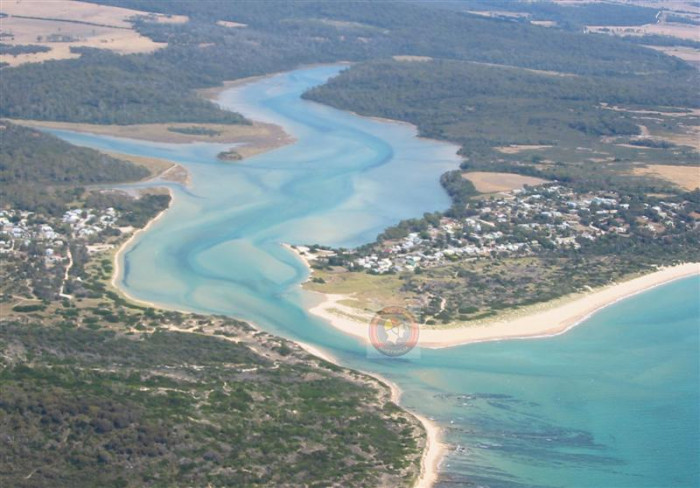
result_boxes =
[49,64,699,487]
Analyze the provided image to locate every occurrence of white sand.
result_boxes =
[112,233,447,487]
[109,188,174,309]
[304,262,700,487]
[412,412,446,488]
[308,263,700,349]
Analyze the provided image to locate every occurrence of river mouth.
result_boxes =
[46,64,700,487]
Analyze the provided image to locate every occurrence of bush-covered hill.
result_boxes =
[0,320,423,487]
[303,58,699,160]
[1,122,148,185]
[0,122,150,214]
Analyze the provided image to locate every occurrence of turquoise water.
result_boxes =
[50,65,699,487]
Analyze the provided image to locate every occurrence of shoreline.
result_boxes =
[304,100,463,154]
[109,187,178,310]
[197,61,353,102]
[295,339,446,488]
[204,61,463,164]
[43,65,446,487]
[288,243,446,486]
[305,262,700,349]
[111,218,445,487]
[59,64,697,486]
[10,118,293,162]
[282,243,312,274]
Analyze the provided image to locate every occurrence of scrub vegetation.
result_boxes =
[303,58,698,166]
[0,316,423,487]
[1,0,699,484]
[301,57,699,326]
[0,129,424,486]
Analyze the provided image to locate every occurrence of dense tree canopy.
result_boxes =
[1,0,694,125]
[0,122,150,213]
[304,58,698,159]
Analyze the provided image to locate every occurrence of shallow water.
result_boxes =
[51,65,699,487]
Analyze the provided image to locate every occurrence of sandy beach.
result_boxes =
[413,413,446,488]
[289,239,448,487]
[111,230,446,487]
[307,262,700,349]
[109,187,176,310]
[282,243,313,274]
[379,375,445,488]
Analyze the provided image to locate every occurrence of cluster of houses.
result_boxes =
[346,184,691,274]
[0,209,65,265]
[0,207,121,265]
[61,207,119,238]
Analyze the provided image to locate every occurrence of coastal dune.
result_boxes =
[296,340,446,488]
[308,263,700,349]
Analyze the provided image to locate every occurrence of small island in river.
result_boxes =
[217,148,243,161]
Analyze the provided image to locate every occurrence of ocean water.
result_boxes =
[49,65,699,487]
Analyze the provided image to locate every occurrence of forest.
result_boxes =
[0,122,150,214]
[0,0,694,126]
[0,43,50,56]
[0,49,248,125]
[94,0,693,78]
[626,35,700,49]
[0,122,148,185]
[303,58,698,161]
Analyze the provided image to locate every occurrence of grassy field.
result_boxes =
[304,254,689,329]
[496,144,554,154]
[0,0,187,67]
[586,22,700,41]
[461,171,550,193]
[307,269,407,313]
[102,152,176,178]
[633,164,700,191]
[648,45,700,68]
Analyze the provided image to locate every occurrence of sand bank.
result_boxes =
[12,118,293,161]
[308,263,700,349]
